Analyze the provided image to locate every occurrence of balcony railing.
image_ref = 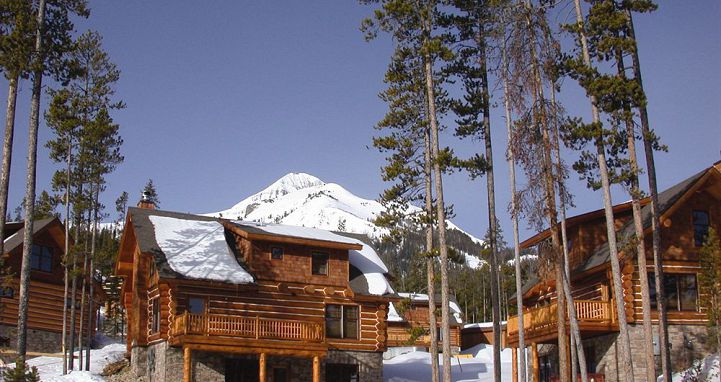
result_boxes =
[507,299,615,337]
[170,312,324,343]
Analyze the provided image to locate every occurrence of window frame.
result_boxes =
[311,252,329,276]
[150,297,160,334]
[692,210,710,247]
[270,246,284,260]
[30,244,53,272]
[186,296,206,315]
[648,272,699,312]
[325,304,359,340]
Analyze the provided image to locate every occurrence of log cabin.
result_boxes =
[386,292,462,356]
[114,201,396,382]
[505,161,721,382]
[0,217,104,356]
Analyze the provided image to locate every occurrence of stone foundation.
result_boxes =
[534,323,712,382]
[0,324,63,357]
[129,342,384,382]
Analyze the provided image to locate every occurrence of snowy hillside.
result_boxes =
[205,173,486,268]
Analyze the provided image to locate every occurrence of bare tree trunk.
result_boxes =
[572,0,634,379]
[502,17,526,380]
[615,46,655,382]
[69,196,82,371]
[85,184,99,369]
[549,83,588,382]
[16,0,46,364]
[62,146,72,375]
[421,8,452,380]
[476,26,502,382]
[625,10,670,381]
[0,76,19,256]
[424,122,440,382]
[523,1,569,380]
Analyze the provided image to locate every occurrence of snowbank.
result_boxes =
[6,339,125,382]
[659,353,720,382]
[150,215,254,284]
[384,350,512,382]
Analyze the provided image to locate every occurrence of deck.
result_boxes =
[505,299,618,346]
[168,312,327,356]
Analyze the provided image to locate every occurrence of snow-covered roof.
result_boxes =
[389,292,463,325]
[149,215,254,284]
[128,208,395,295]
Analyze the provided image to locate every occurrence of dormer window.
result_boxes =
[312,252,328,275]
[271,246,284,260]
[693,210,709,247]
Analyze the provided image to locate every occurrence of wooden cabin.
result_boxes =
[114,203,396,382]
[386,292,462,353]
[0,218,104,356]
[506,161,721,382]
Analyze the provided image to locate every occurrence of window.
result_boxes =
[0,287,13,298]
[326,364,359,382]
[312,252,329,275]
[693,210,710,247]
[271,246,284,260]
[187,296,205,314]
[30,245,52,272]
[151,298,160,333]
[326,305,359,339]
[648,273,698,311]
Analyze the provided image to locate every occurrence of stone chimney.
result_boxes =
[137,191,156,210]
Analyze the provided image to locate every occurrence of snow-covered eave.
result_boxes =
[223,221,363,251]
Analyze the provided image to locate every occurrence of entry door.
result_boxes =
[225,358,259,382]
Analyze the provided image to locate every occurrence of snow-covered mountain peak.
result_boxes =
[255,172,325,201]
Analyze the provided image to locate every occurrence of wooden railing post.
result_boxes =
[256,315,260,339]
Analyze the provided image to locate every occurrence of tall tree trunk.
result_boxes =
[424,121,440,382]
[523,2,569,380]
[502,16,526,380]
[615,46,655,382]
[572,0,634,379]
[421,7,452,380]
[625,10,670,381]
[62,145,72,375]
[78,212,90,370]
[476,26,502,382]
[16,0,47,362]
[0,76,19,256]
[86,184,99,369]
[550,83,588,382]
[69,192,82,371]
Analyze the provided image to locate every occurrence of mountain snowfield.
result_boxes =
[205,172,487,268]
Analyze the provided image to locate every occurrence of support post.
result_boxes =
[512,347,518,382]
[531,342,540,382]
[259,353,267,382]
[313,355,320,382]
[183,347,192,382]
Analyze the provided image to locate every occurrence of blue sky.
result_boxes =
[1,1,719,241]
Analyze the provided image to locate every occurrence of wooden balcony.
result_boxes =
[169,312,327,356]
[506,300,617,346]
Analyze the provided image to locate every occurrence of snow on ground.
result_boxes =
[149,215,254,284]
[659,353,720,382]
[384,348,512,382]
[6,336,125,381]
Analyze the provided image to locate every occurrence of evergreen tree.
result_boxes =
[0,0,35,259]
[2,361,40,382]
[33,190,58,219]
[142,179,160,206]
[699,228,721,356]
[362,1,455,379]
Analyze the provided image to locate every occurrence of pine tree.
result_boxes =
[699,228,721,356]
[2,361,40,382]
[33,190,58,219]
[142,179,160,206]
[0,0,34,259]
[361,1,455,379]
[445,1,503,378]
